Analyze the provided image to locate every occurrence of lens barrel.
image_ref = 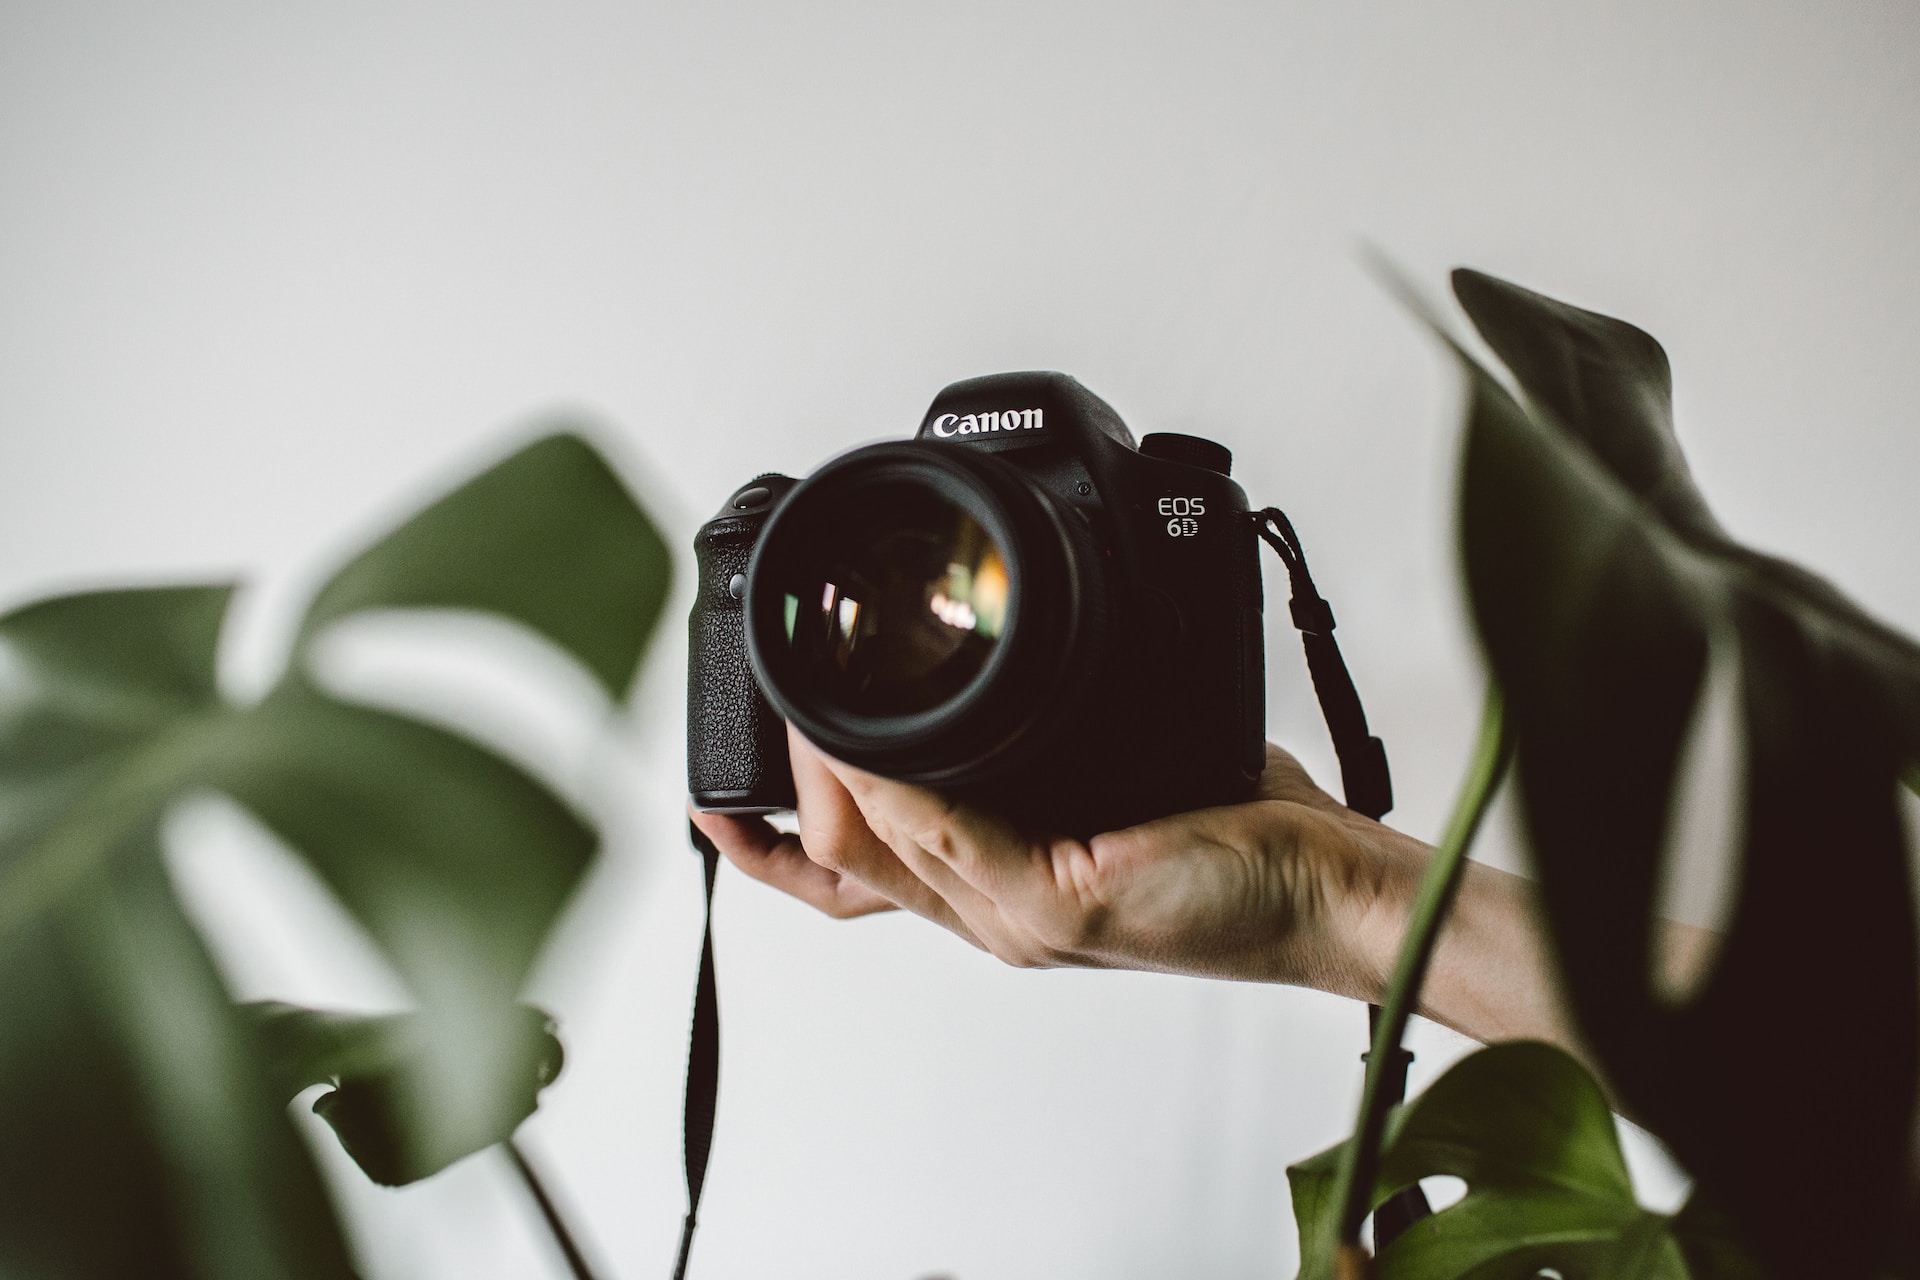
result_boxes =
[745,442,1105,786]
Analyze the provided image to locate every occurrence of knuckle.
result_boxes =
[986,933,1055,970]
[1033,906,1106,960]
[913,823,961,866]
[800,832,853,875]
[1035,911,1091,956]
[796,812,858,875]
[906,797,966,861]
[981,935,1040,968]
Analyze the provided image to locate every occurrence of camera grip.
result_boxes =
[688,514,796,812]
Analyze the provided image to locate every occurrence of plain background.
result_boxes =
[4,3,1918,1277]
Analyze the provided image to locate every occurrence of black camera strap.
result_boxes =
[674,821,723,1280]
[1252,507,1392,823]
[1252,506,1429,1247]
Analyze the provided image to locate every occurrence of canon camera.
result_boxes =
[687,371,1270,837]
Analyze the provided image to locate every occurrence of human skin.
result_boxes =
[693,735,1920,1240]
[687,725,1706,1061]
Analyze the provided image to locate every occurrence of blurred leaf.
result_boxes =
[1288,1042,1769,1279]
[208,683,592,1151]
[0,433,671,1269]
[1432,268,1920,1277]
[249,1001,563,1186]
[293,431,672,701]
[1669,1193,1776,1280]
[0,586,237,938]
[0,833,355,1280]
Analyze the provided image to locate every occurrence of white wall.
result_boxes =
[4,3,1917,1277]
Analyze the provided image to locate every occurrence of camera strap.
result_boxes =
[1253,506,1430,1246]
[674,820,723,1280]
[1252,507,1393,824]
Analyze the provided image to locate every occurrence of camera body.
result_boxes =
[688,371,1266,837]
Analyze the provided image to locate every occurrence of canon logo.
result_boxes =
[929,408,1044,438]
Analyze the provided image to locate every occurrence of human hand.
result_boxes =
[690,726,1427,999]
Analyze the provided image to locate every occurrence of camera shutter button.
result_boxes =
[732,485,772,509]
[1139,433,1232,476]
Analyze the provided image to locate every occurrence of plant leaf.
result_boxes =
[1668,1193,1775,1280]
[0,832,354,1280]
[249,1001,563,1186]
[207,682,593,1162]
[1288,1042,1766,1280]
[0,433,671,1266]
[1442,269,1920,1277]
[1288,1142,1344,1280]
[293,431,672,701]
[0,586,237,937]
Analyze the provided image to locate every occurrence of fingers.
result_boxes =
[785,726,986,947]
[689,808,895,919]
[824,755,1070,903]
[806,748,1108,965]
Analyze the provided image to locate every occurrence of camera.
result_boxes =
[687,371,1267,837]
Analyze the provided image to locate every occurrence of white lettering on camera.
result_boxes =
[1160,496,1204,537]
[930,408,1045,437]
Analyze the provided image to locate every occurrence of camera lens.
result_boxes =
[782,487,1009,716]
[745,443,1104,785]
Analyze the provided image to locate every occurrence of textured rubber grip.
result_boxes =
[688,514,795,811]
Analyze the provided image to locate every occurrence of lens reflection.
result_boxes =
[781,487,1009,716]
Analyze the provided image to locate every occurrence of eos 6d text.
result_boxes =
[1160,496,1204,537]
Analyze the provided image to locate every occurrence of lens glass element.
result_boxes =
[775,485,1009,717]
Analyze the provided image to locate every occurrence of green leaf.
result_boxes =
[1668,1193,1775,1280]
[213,685,591,997]
[0,433,671,1270]
[1289,1043,1768,1280]
[208,682,592,1151]
[1288,1142,1345,1280]
[0,586,239,937]
[0,833,355,1280]
[1436,269,1920,1277]
[248,1001,564,1186]
[293,431,672,701]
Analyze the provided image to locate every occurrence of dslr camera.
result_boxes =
[687,371,1269,837]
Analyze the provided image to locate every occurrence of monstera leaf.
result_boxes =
[250,1001,564,1186]
[0,433,670,1277]
[1290,1042,1768,1279]
[1430,270,1920,1277]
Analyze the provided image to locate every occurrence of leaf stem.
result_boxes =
[1332,686,1513,1259]
[507,1139,604,1280]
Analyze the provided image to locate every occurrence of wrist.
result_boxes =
[1318,811,1430,1007]
[1330,818,1591,1053]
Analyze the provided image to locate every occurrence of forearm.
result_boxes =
[1340,816,1586,1054]
[1333,815,1721,1064]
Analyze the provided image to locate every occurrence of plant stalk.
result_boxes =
[1330,686,1512,1262]
[507,1139,603,1280]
